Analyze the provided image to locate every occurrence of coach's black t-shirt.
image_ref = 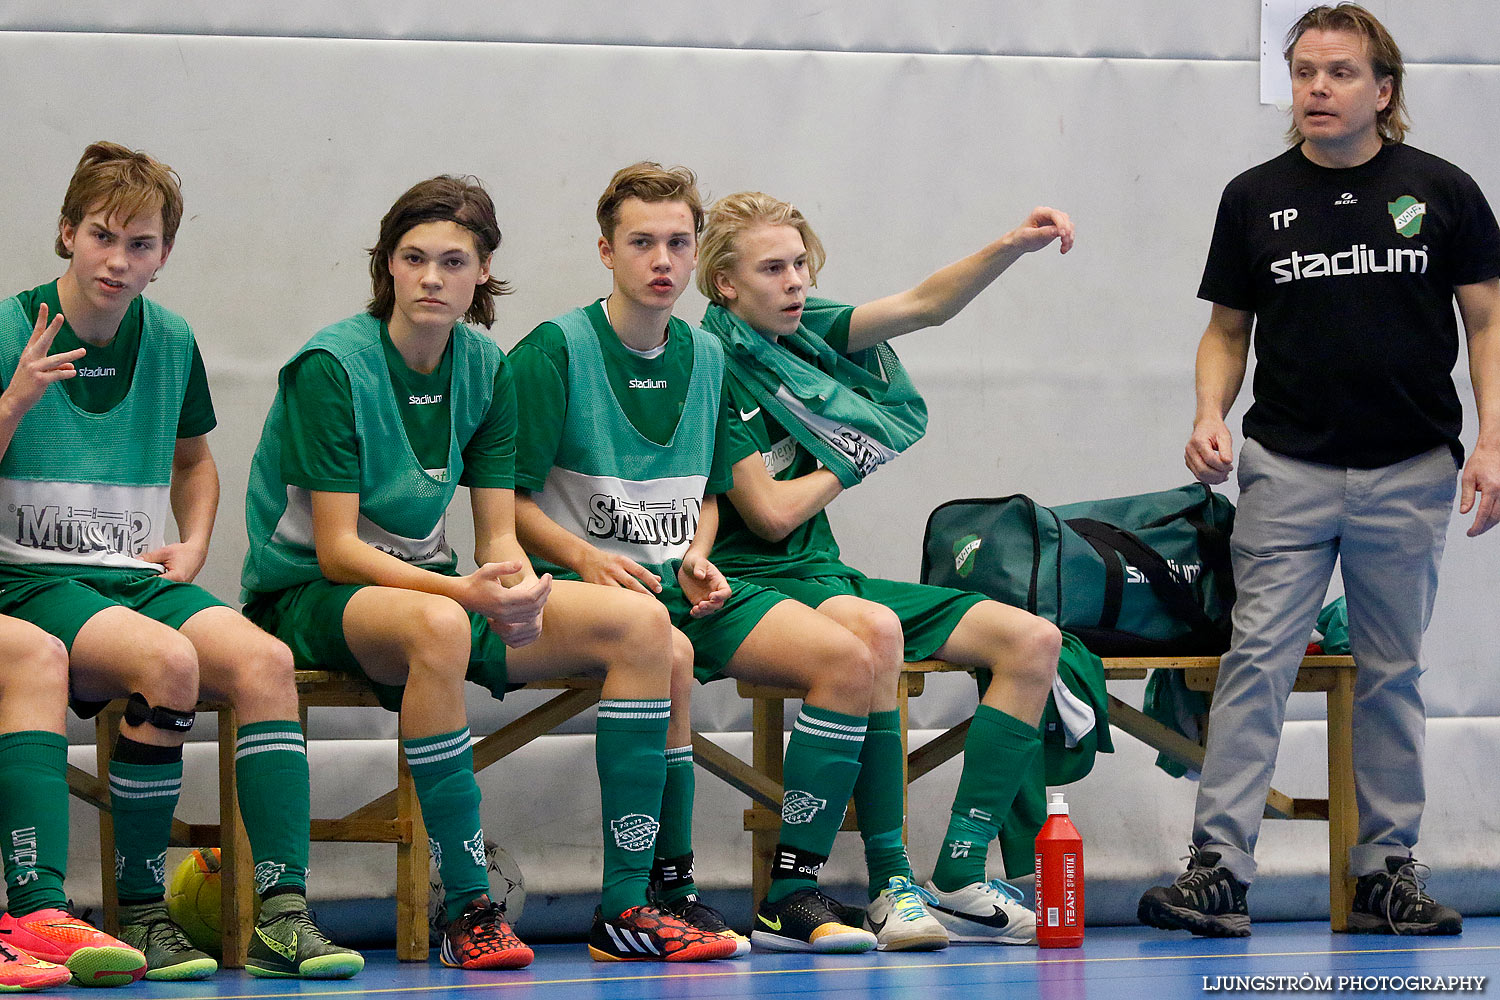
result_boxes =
[1199,142,1500,468]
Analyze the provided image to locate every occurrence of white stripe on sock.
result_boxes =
[404,730,473,766]
[235,742,308,760]
[793,718,867,743]
[237,730,305,750]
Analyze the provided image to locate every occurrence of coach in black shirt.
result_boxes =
[1139,3,1500,938]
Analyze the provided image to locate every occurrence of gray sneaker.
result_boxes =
[117,901,218,982]
[1349,856,1462,935]
[1138,847,1251,938]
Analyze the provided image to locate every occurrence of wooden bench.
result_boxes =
[706,654,1357,931]
[65,670,605,967]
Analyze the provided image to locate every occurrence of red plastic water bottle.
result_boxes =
[1034,791,1084,948]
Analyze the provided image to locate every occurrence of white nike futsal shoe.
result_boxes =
[922,878,1037,944]
[864,877,948,951]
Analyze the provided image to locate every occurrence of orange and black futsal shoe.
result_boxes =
[0,939,71,992]
[588,905,741,962]
[0,908,146,986]
[439,896,534,971]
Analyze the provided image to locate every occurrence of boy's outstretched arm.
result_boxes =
[845,205,1074,352]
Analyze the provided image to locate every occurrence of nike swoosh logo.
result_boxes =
[739,407,761,421]
[930,903,1011,928]
[256,927,298,962]
[757,914,782,932]
[867,914,887,934]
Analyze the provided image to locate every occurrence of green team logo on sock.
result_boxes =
[428,838,443,869]
[949,841,973,859]
[781,790,827,825]
[1388,195,1427,238]
[609,814,660,853]
[464,831,488,868]
[147,851,168,887]
[953,534,982,578]
[255,861,288,894]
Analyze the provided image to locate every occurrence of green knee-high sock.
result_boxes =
[235,721,310,897]
[998,742,1047,879]
[404,728,489,923]
[0,731,69,916]
[853,709,912,900]
[595,699,669,918]
[653,745,697,903]
[931,706,1042,892]
[768,705,866,903]
[109,736,184,904]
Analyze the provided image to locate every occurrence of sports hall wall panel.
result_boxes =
[3,4,1497,924]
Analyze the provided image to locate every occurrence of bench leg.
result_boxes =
[95,710,121,935]
[219,708,254,968]
[395,744,430,961]
[749,696,785,907]
[1326,668,1358,931]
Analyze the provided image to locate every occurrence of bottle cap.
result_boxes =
[1047,792,1069,815]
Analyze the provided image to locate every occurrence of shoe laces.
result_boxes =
[1382,859,1435,933]
[978,879,1025,904]
[260,905,325,943]
[793,886,850,923]
[676,898,730,933]
[1173,846,1223,890]
[0,941,23,963]
[458,897,511,938]
[884,876,937,921]
[132,904,197,953]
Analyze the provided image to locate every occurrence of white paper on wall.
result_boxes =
[1261,0,1317,105]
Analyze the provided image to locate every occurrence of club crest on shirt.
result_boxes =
[1389,195,1427,238]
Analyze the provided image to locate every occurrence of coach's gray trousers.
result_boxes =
[1192,438,1457,883]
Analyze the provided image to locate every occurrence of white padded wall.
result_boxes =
[2,4,1496,922]
[9,2,1500,62]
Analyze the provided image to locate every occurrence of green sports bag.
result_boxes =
[920,483,1236,655]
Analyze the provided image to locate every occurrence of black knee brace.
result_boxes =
[123,692,195,733]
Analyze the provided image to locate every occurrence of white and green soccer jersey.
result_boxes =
[241,313,510,597]
[510,301,735,580]
[714,300,860,581]
[0,291,197,571]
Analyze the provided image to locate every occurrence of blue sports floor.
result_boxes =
[106,919,1500,999]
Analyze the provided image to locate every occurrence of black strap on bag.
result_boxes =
[1180,509,1237,612]
[1065,517,1229,650]
[1069,523,1128,630]
[1138,490,1237,614]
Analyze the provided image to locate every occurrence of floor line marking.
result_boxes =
[155,943,1500,1000]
